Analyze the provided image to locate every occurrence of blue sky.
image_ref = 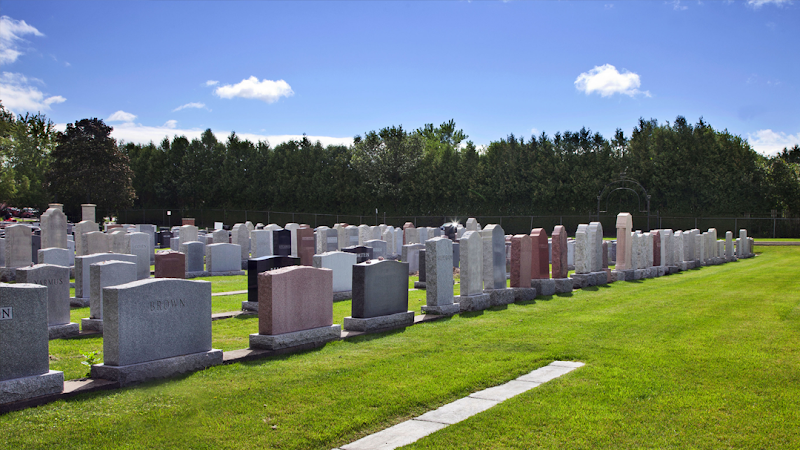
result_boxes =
[1,0,798,154]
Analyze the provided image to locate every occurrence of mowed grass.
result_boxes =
[5,246,799,449]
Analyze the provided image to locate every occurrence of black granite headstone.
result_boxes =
[247,255,300,303]
[31,234,41,263]
[443,225,457,240]
[352,260,409,318]
[342,245,374,263]
[452,241,460,268]
[158,231,173,249]
[418,249,426,282]
[273,229,291,256]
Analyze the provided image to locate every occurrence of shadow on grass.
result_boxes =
[343,327,407,343]
[555,292,574,298]
[459,310,486,319]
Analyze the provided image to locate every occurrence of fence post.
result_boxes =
[774,217,777,238]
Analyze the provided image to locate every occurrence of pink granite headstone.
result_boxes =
[402,222,414,245]
[258,266,333,335]
[510,234,532,288]
[530,228,549,279]
[154,251,185,279]
[653,230,661,267]
[552,225,568,279]
[297,227,315,266]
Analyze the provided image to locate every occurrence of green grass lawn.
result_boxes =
[7,246,799,449]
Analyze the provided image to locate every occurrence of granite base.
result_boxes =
[343,311,415,332]
[457,293,491,312]
[81,318,103,332]
[510,287,537,302]
[645,267,657,278]
[205,270,245,277]
[421,303,461,316]
[49,322,80,340]
[185,271,209,279]
[241,301,258,312]
[333,290,353,302]
[0,370,64,405]
[413,281,426,289]
[633,269,646,280]
[591,271,608,285]
[0,267,16,282]
[249,325,341,350]
[91,350,223,387]
[678,262,689,271]
[70,297,90,308]
[667,266,679,274]
[570,273,593,289]
[553,278,573,293]
[485,288,515,306]
[657,266,667,277]
[530,279,556,296]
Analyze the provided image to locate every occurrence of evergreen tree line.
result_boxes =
[2,99,799,220]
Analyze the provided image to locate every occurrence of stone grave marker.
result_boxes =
[550,225,572,293]
[74,253,137,300]
[180,241,206,276]
[313,251,357,299]
[364,239,387,260]
[5,224,33,269]
[206,243,243,274]
[345,259,413,332]
[315,226,330,254]
[232,224,250,261]
[250,229,272,258]
[414,249,427,289]
[297,227,315,266]
[421,237,460,315]
[401,243,424,274]
[74,220,99,256]
[16,264,78,339]
[284,223,300,256]
[481,225,506,291]
[90,278,222,386]
[82,260,137,332]
[37,248,71,267]
[154,251,185,279]
[110,230,129,255]
[179,225,198,246]
[588,222,603,273]
[325,228,339,253]
[249,266,339,350]
[530,228,549,279]
[0,283,64,404]
[342,245,374,263]
[40,207,67,250]
[615,213,633,271]
[457,230,491,311]
[273,229,292,256]
[245,255,301,308]
[128,232,151,280]
[509,234,537,301]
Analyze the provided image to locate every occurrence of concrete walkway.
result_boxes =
[334,361,584,450]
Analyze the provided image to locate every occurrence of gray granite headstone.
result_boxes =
[40,207,68,250]
[364,239,387,259]
[128,232,151,280]
[37,248,70,267]
[589,222,603,272]
[0,283,63,403]
[250,229,272,258]
[180,241,206,273]
[325,228,339,252]
[74,253,137,299]
[5,224,32,268]
[422,237,459,315]
[16,264,71,327]
[575,224,590,274]
[206,243,242,273]
[91,278,221,386]
[87,260,137,323]
[179,225,199,246]
[418,250,426,283]
[481,225,505,290]
[401,244,425,274]
[459,231,483,296]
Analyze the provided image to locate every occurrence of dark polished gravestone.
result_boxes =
[246,255,300,305]
[414,249,427,289]
[273,230,291,257]
[341,245,374,263]
[344,259,413,332]
[158,230,173,249]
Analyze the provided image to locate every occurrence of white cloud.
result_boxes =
[172,102,208,112]
[747,0,791,8]
[0,16,44,65]
[54,120,353,148]
[575,64,651,98]
[107,110,137,122]
[669,0,689,10]
[214,76,294,103]
[205,80,219,86]
[747,129,800,156]
[0,72,65,113]
[531,128,540,135]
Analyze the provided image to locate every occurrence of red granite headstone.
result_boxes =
[154,250,185,279]
[552,225,568,279]
[182,218,195,226]
[297,227,315,266]
[510,234,532,288]
[530,228,549,279]
[258,266,333,335]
